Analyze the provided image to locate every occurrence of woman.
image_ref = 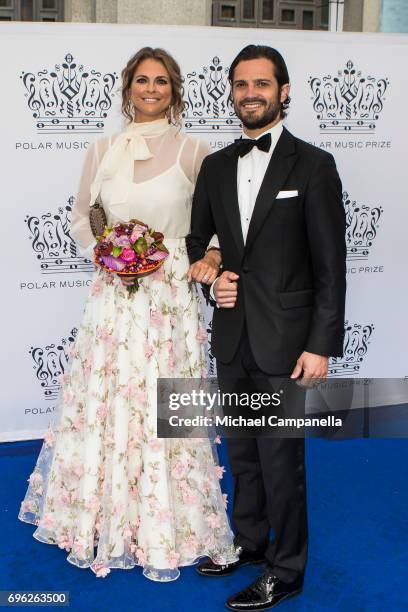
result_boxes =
[19,47,237,581]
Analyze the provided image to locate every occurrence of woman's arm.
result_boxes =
[71,139,108,259]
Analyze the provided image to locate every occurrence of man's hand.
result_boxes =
[290,351,328,384]
[214,270,239,308]
[187,249,221,285]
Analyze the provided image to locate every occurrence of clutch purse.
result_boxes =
[89,196,107,238]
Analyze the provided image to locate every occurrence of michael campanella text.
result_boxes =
[168,415,343,428]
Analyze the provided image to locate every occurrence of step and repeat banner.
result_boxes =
[1,23,407,441]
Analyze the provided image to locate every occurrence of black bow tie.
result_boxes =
[234,132,271,158]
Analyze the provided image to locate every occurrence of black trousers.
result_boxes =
[216,326,308,583]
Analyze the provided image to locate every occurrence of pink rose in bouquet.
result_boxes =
[120,248,137,263]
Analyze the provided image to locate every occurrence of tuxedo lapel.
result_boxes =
[220,149,245,257]
[245,128,298,251]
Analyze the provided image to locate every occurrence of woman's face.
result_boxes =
[130,58,172,123]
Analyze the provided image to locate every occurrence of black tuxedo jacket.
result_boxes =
[186,127,347,374]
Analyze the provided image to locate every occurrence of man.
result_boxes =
[187,45,346,611]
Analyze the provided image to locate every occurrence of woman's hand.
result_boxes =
[187,249,221,285]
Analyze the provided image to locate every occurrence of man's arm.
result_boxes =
[303,153,347,358]
[186,157,217,264]
[186,157,221,301]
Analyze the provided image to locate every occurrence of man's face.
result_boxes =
[231,58,289,130]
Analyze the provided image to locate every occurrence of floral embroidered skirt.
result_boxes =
[19,240,237,580]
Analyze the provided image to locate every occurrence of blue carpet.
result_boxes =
[1,439,407,611]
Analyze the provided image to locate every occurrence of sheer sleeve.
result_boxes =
[179,137,210,185]
[71,137,110,259]
[192,139,211,185]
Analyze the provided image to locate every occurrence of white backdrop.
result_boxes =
[1,22,407,441]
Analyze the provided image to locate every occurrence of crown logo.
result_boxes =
[29,328,77,400]
[25,197,94,274]
[21,53,117,134]
[343,191,383,261]
[329,321,374,377]
[309,60,388,133]
[183,56,240,134]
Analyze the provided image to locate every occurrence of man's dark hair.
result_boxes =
[228,45,291,118]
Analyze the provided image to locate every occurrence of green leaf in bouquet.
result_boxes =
[133,237,148,254]
[155,242,169,253]
[112,246,122,258]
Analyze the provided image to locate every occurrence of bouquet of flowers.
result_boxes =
[94,219,169,295]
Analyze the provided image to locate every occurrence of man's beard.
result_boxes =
[235,95,281,130]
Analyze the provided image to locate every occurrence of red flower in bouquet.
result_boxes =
[94,219,169,295]
[98,242,113,256]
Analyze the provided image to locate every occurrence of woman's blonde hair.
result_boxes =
[121,47,185,125]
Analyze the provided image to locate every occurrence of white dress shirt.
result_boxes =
[210,120,283,301]
[237,120,283,242]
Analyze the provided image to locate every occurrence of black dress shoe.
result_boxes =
[196,547,265,577]
[225,571,303,611]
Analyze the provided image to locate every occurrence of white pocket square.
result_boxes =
[276,190,298,199]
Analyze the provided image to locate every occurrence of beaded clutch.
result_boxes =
[89,196,107,238]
